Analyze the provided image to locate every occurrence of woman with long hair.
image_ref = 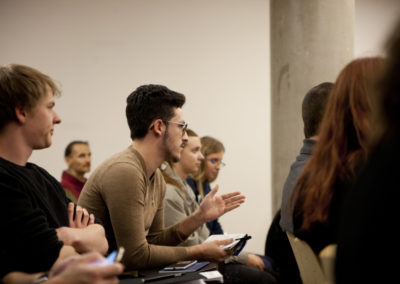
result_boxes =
[291,57,385,254]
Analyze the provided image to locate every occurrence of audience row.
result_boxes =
[0,17,399,284]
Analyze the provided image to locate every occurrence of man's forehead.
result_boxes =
[71,143,90,152]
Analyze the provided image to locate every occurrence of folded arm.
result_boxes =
[56,202,108,254]
[56,224,108,254]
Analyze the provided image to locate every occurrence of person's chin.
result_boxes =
[35,139,52,149]
[208,174,218,182]
[191,166,200,174]
[172,154,181,163]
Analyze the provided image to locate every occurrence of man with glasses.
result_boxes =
[78,84,245,274]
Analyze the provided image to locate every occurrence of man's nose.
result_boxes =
[53,111,61,124]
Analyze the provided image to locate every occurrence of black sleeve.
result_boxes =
[0,179,63,277]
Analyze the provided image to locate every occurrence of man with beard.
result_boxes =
[61,140,91,202]
[78,84,245,274]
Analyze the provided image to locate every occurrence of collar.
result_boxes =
[300,138,316,155]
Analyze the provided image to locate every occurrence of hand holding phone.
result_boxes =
[90,247,125,267]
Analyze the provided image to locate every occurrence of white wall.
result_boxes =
[0,0,271,253]
[355,0,400,57]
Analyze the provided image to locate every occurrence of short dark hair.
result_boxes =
[126,84,186,139]
[0,64,60,132]
[64,140,89,157]
[302,82,333,138]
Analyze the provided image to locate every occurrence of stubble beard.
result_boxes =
[162,127,180,163]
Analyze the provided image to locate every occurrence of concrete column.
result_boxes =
[270,0,355,213]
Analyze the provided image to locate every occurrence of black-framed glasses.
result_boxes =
[164,120,188,136]
[205,157,226,167]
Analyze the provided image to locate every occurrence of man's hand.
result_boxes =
[49,252,123,284]
[68,202,94,228]
[247,253,265,270]
[56,224,108,254]
[198,186,245,222]
[187,239,233,263]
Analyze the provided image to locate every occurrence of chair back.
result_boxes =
[319,244,337,284]
[286,232,333,284]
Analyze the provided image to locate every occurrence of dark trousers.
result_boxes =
[218,263,278,284]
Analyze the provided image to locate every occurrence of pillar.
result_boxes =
[270,0,355,213]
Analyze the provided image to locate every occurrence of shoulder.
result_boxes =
[0,160,60,191]
[165,183,184,201]
[93,148,147,185]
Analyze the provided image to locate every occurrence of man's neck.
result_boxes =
[66,169,86,182]
[132,138,165,178]
[0,125,32,166]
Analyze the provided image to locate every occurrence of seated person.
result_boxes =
[186,136,225,235]
[78,85,245,274]
[265,82,332,284]
[0,64,108,280]
[186,135,272,267]
[280,82,332,234]
[61,140,91,202]
[161,129,277,284]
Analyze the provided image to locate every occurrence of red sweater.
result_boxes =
[61,170,86,199]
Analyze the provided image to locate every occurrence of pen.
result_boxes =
[234,236,252,241]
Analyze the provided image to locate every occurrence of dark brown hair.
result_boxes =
[126,84,185,139]
[64,140,89,157]
[302,82,333,138]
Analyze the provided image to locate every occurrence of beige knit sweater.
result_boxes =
[78,145,188,271]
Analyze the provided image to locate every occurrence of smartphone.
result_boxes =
[90,247,125,267]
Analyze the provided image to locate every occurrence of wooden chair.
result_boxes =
[286,232,337,284]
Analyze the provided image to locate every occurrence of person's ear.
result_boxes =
[151,119,164,137]
[65,156,72,166]
[15,106,27,124]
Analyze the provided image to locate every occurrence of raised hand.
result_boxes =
[199,185,245,222]
[220,190,246,214]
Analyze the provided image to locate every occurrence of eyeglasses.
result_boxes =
[205,157,226,167]
[164,120,188,136]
